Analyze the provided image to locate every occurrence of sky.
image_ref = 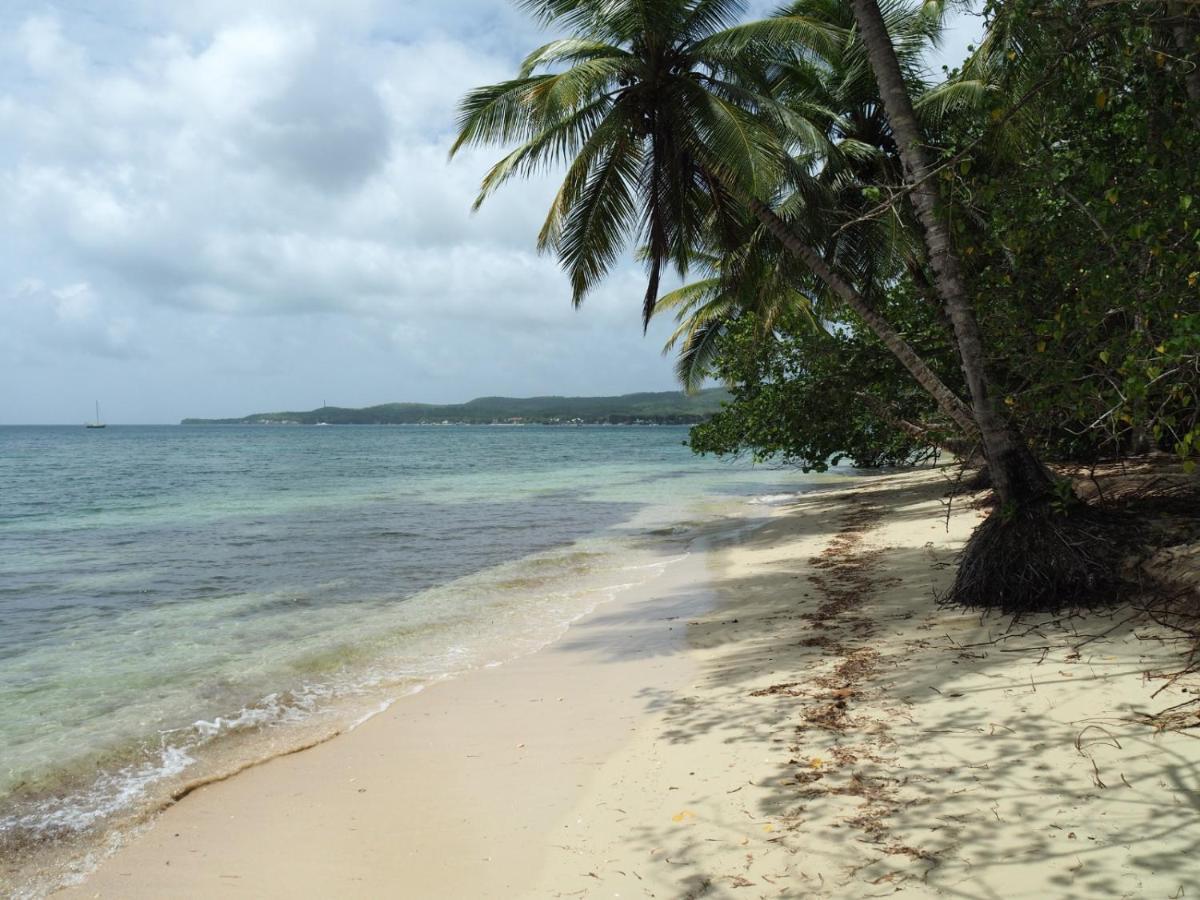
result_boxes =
[1,1,983,424]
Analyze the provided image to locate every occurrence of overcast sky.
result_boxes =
[1,1,982,424]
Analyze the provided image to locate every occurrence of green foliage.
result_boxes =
[945,0,1200,464]
[694,0,1199,470]
[688,311,949,470]
[655,244,820,392]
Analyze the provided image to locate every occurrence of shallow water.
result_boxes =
[0,424,849,888]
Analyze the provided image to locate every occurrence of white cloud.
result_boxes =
[3,280,141,361]
[16,15,87,80]
[0,3,684,423]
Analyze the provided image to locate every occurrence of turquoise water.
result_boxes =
[0,424,845,879]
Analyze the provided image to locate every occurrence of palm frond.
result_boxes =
[684,0,751,40]
[916,77,996,121]
[655,277,724,319]
[674,318,730,392]
[558,132,645,304]
[450,76,558,157]
[537,99,638,250]
[690,87,781,194]
[473,96,616,209]
[518,38,632,77]
[693,15,843,62]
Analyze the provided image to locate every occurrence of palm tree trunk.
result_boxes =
[746,198,978,438]
[849,0,1053,506]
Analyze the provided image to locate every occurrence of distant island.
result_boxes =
[181,389,730,426]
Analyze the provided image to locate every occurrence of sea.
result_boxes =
[0,424,852,893]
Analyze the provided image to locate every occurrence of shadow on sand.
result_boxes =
[551,472,1200,898]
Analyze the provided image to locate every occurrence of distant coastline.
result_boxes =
[180,388,729,426]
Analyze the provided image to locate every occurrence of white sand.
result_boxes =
[58,468,1200,898]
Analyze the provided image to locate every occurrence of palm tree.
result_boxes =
[655,243,817,392]
[848,0,1054,507]
[656,0,950,396]
[450,0,978,437]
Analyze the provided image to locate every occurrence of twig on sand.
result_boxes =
[1075,725,1122,789]
[1071,611,1142,652]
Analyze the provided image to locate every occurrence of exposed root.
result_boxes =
[948,468,1198,614]
[946,502,1134,614]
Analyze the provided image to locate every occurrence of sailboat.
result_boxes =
[85,401,106,429]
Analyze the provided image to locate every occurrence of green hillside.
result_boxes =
[181,389,729,426]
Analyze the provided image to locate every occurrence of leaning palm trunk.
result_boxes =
[849,0,1053,507]
[846,0,1134,614]
[745,199,978,438]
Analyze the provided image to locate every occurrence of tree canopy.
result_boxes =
[456,0,1200,608]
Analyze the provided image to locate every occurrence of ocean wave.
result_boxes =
[0,744,194,843]
[749,492,803,504]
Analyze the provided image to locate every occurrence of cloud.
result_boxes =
[0,3,687,422]
[1,11,563,310]
[15,15,88,80]
[3,280,141,361]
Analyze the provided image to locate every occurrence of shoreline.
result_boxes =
[42,467,1200,897]
[50,505,734,898]
[7,488,755,899]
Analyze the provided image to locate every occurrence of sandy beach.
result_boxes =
[55,467,1200,898]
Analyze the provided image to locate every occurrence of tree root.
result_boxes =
[945,502,1136,613]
